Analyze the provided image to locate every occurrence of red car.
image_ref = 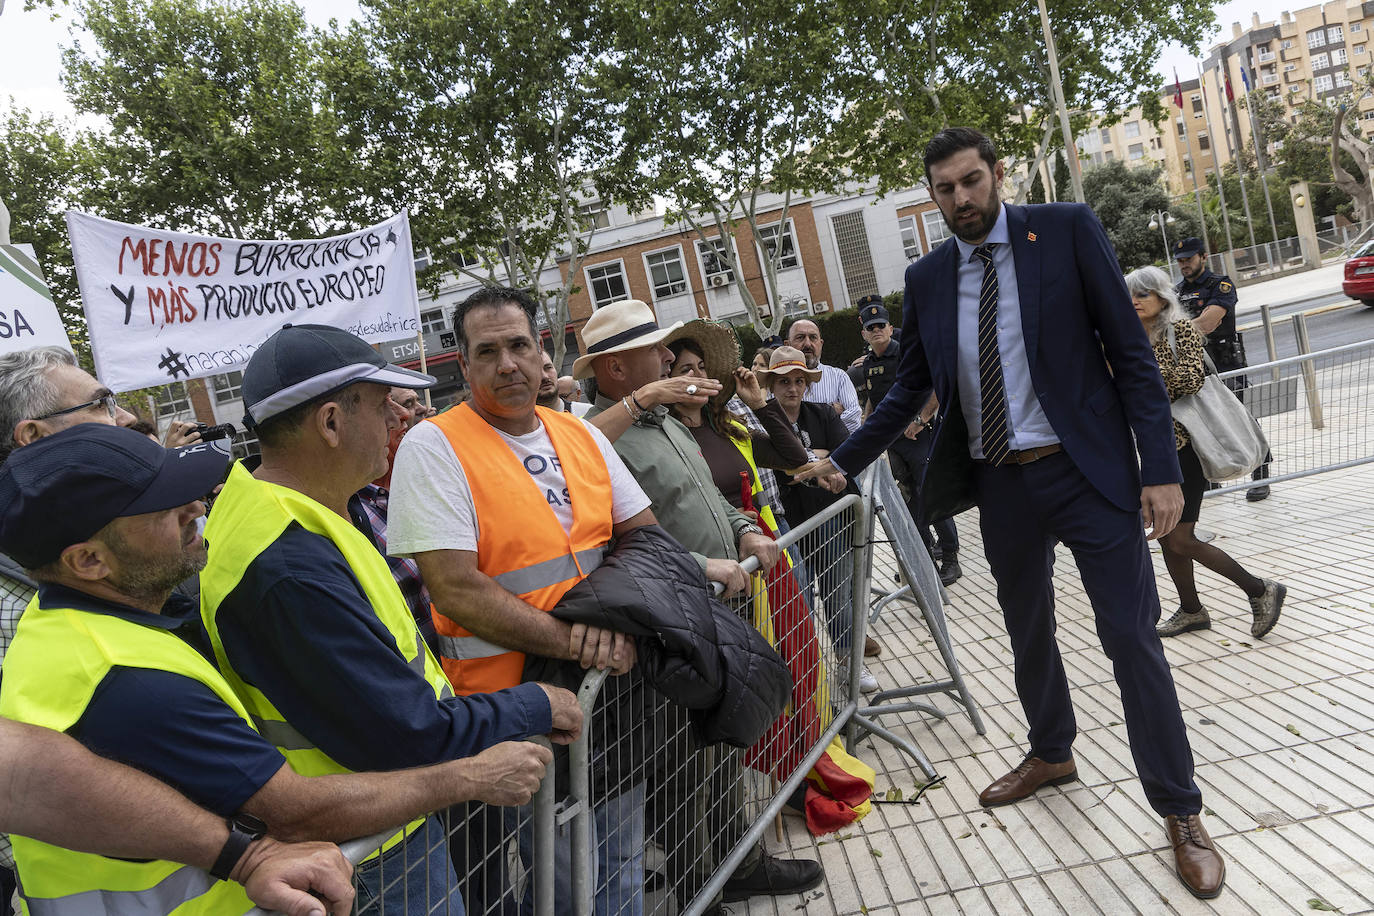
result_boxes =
[1343,241,1374,306]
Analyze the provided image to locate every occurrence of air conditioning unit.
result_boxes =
[709,274,729,288]
[812,300,830,314]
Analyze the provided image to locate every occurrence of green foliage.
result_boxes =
[1053,154,1071,203]
[1028,170,1047,205]
[1252,86,1363,221]
[1080,160,1195,269]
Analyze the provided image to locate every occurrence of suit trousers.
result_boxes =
[973,451,1203,816]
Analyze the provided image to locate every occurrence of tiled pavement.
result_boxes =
[741,462,1374,915]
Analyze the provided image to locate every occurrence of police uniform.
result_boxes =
[1173,238,1271,494]
[853,298,960,571]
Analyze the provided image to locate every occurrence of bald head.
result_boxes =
[786,319,823,370]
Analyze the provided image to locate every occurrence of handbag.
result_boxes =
[1166,322,1269,482]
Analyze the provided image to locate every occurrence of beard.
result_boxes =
[536,390,560,408]
[943,189,1001,243]
[106,525,207,605]
[801,351,819,370]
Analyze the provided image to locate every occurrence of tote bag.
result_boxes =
[1167,322,1269,481]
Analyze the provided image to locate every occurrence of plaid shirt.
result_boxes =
[352,485,436,649]
[727,396,786,519]
[0,563,35,869]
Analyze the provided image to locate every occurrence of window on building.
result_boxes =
[1329,25,1344,43]
[1281,39,1293,49]
[1183,156,1193,174]
[756,221,799,270]
[897,216,922,260]
[1357,44,1367,54]
[1176,117,1186,136]
[1354,22,1365,33]
[231,428,261,461]
[1308,28,1327,48]
[1284,62,1298,71]
[1100,128,1111,144]
[1124,120,1141,138]
[1337,70,1353,87]
[1191,95,1203,113]
[1104,150,1115,161]
[644,247,689,298]
[1290,84,1303,93]
[579,203,610,231]
[1198,133,1210,150]
[1360,65,1370,77]
[211,371,243,405]
[1334,47,1349,65]
[696,239,735,284]
[585,261,630,308]
[1312,52,1330,69]
[420,308,446,334]
[830,210,880,303]
[921,209,953,249]
[413,249,431,273]
[155,383,191,416]
[1128,143,1145,160]
[1315,73,1335,92]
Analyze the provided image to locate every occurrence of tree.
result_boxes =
[327,0,641,369]
[60,0,359,239]
[1253,87,1362,223]
[1080,160,1197,269]
[607,0,847,336]
[1027,170,1047,204]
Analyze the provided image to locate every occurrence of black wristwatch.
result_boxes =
[210,813,268,881]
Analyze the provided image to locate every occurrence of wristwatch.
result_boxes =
[737,522,763,540]
[210,813,268,880]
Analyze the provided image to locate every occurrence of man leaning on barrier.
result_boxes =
[387,286,653,916]
[0,425,558,915]
[198,324,583,913]
[580,300,824,912]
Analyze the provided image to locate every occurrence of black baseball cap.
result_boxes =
[860,301,890,329]
[1173,237,1205,259]
[242,324,436,428]
[0,424,232,570]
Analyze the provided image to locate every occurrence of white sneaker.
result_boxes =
[858,665,879,694]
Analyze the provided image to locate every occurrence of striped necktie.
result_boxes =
[973,245,1011,465]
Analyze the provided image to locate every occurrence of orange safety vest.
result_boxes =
[429,403,614,695]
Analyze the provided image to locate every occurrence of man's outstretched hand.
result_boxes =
[1140,483,1183,541]
[792,458,840,482]
[233,838,354,916]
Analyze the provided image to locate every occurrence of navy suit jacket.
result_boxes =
[830,202,1181,514]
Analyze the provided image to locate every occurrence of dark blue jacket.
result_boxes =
[831,202,1181,516]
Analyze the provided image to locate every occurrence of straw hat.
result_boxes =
[571,300,682,380]
[755,345,822,384]
[663,319,742,406]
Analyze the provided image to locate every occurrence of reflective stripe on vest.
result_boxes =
[0,599,254,914]
[199,462,454,855]
[430,404,614,695]
[20,862,215,916]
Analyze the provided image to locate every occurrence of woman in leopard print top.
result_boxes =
[1125,266,1284,642]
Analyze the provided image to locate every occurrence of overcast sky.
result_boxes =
[0,0,1299,121]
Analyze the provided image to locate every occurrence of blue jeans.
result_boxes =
[516,781,646,916]
[355,816,463,915]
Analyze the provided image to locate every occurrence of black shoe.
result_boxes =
[939,555,962,586]
[1246,484,1271,502]
[721,854,823,902]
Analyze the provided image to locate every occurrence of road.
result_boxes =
[1240,296,1374,362]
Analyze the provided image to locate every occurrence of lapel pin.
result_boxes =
[1027,231,1037,242]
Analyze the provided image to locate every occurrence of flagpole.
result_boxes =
[1198,63,1237,261]
[1241,65,1282,255]
[1221,60,1258,249]
[1175,69,1214,258]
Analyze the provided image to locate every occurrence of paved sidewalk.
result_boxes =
[1236,262,1345,316]
[742,462,1374,915]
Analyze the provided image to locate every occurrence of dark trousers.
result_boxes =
[973,451,1202,817]
[888,434,959,557]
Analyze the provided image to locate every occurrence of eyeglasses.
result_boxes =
[866,322,889,330]
[33,392,119,423]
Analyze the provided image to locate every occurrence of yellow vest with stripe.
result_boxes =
[199,463,454,849]
[428,404,613,695]
[0,596,256,915]
[726,422,783,537]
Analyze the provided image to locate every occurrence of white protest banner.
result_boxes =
[66,210,422,392]
[0,244,75,356]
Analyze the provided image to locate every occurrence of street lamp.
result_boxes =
[1148,210,1178,260]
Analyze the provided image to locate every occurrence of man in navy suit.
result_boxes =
[799,128,1224,899]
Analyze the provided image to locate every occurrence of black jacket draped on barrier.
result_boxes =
[527,524,792,748]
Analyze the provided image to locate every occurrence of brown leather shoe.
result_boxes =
[1167,814,1225,899]
[863,636,881,658]
[978,755,1078,807]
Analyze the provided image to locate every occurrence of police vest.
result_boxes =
[200,464,454,849]
[0,599,256,916]
[429,404,613,696]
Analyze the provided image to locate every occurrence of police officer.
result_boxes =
[1173,238,1271,501]
[850,295,961,585]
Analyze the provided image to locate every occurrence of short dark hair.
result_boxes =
[451,286,540,358]
[923,127,998,178]
[256,384,364,449]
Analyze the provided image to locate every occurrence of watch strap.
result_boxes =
[210,815,266,881]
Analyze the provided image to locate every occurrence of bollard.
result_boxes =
[1291,313,1324,430]
[1260,303,1280,385]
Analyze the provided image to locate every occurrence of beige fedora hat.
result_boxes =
[755,345,822,384]
[571,300,683,380]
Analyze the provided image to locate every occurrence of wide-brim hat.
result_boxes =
[242,323,435,428]
[755,345,822,384]
[571,300,682,380]
[662,319,741,406]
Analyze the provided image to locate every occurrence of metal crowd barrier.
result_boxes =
[1206,338,1374,496]
[249,491,980,916]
